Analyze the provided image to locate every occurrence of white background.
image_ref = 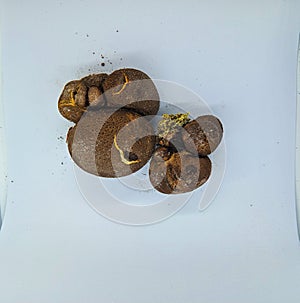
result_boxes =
[1,0,300,302]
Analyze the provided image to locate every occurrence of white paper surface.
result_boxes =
[296,34,300,241]
[0,25,7,225]
[1,1,300,302]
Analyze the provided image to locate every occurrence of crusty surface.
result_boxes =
[67,108,156,177]
[182,115,223,156]
[58,68,160,178]
[58,73,108,123]
[149,148,212,194]
[102,68,160,116]
[58,69,160,123]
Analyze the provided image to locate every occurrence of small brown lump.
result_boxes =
[149,148,212,194]
[182,115,223,156]
[87,86,102,106]
[58,73,108,123]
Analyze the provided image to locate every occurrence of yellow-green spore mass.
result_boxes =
[157,113,190,138]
